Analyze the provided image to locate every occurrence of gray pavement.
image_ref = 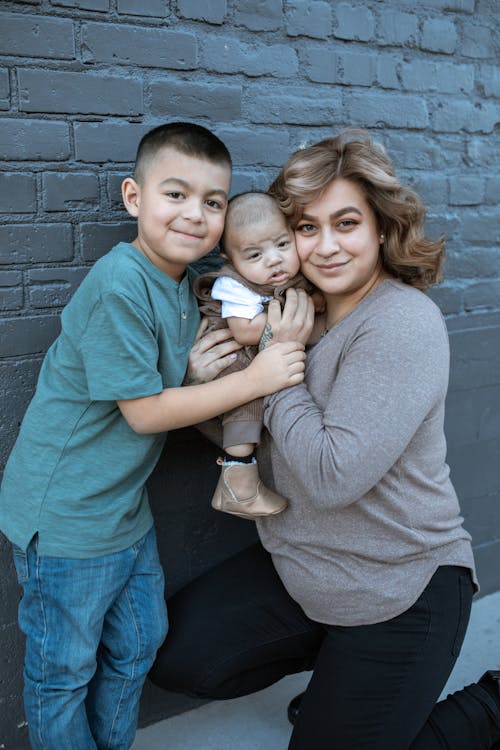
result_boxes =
[133,589,500,750]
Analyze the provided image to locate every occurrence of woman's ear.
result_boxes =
[122,177,141,218]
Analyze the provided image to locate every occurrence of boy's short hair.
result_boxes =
[134,122,232,184]
[221,191,285,256]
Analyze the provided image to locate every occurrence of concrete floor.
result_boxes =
[133,589,500,750]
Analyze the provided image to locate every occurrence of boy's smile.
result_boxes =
[123,148,231,281]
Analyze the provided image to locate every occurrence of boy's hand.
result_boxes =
[246,341,306,396]
[184,319,242,385]
[259,288,314,350]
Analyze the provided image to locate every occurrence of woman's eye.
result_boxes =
[296,224,315,233]
[338,219,358,228]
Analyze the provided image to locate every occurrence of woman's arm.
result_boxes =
[263,300,450,509]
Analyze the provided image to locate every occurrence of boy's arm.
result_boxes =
[225,312,267,346]
[117,340,306,434]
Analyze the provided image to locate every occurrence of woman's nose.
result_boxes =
[316,230,339,256]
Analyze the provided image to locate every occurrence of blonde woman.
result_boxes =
[150,130,500,750]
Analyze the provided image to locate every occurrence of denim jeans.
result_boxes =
[12,526,168,750]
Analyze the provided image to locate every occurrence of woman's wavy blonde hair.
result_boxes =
[269,129,444,289]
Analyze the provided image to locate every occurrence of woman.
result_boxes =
[150,130,500,749]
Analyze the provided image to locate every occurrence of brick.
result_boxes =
[304,46,335,83]
[425,213,460,244]
[52,0,108,9]
[230,170,270,197]
[464,280,500,311]
[425,284,463,316]
[178,0,227,24]
[401,61,474,94]
[0,224,73,264]
[18,69,143,116]
[0,173,36,213]
[448,176,485,206]
[28,267,89,309]
[150,80,241,121]
[376,55,401,89]
[461,207,500,243]
[80,222,137,262]
[234,0,282,31]
[480,65,500,98]
[377,10,418,46]
[0,69,9,110]
[422,0,474,10]
[432,100,498,134]
[466,138,500,167]
[74,121,148,163]
[446,385,500,447]
[461,24,496,59]
[0,119,70,161]
[0,315,61,356]
[421,18,457,54]
[334,3,374,42]
[407,174,448,206]
[286,1,333,39]
[107,173,127,208]
[42,173,99,212]
[447,438,500,500]
[347,92,429,129]
[203,36,298,78]
[0,271,23,311]
[448,323,500,390]
[0,14,75,59]
[485,175,500,204]
[117,0,166,15]
[246,90,342,125]
[82,22,197,69]
[445,247,500,280]
[462,493,500,547]
[215,127,291,168]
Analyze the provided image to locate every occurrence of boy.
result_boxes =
[194,192,316,520]
[0,122,306,750]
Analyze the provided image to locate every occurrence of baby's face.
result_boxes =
[224,212,300,287]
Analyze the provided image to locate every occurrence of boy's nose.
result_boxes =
[183,198,204,221]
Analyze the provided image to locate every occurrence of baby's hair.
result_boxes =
[221,191,286,256]
[134,122,231,185]
[269,128,445,289]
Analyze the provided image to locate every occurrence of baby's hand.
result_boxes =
[311,290,326,314]
[247,341,305,396]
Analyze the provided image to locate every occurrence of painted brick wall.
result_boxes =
[0,1,499,745]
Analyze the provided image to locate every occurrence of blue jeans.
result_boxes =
[12,526,168,750]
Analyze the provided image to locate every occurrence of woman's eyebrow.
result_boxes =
[301,206,363,221]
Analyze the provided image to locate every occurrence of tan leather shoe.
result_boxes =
[211,459,288,519]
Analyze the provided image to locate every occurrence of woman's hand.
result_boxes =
[184,319,242,385]
[260,288,315,350]
[246,340,306,396]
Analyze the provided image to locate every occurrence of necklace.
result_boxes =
[321,273,385,338]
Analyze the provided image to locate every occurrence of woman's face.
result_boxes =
[294,178,384,302]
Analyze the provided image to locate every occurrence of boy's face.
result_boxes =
[122,148,231,281]
[223,212,300,287]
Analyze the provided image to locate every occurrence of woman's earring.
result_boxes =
[379,234,385,243]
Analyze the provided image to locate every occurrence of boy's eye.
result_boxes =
[166,191,184,200]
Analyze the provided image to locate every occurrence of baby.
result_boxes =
[194,191,317,520]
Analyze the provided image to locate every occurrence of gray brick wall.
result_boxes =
[0,1,498,746]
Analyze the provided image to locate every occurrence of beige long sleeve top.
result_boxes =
[257,279,477,626]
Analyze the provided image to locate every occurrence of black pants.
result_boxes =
[150,543,494,749]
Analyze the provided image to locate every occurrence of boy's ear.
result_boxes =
[122,177,141,218]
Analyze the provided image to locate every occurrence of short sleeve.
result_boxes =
[211,276,270,320]
[80,292,163,401]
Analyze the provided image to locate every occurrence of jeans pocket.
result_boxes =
[451,570,473,656]
[12,544,29,585]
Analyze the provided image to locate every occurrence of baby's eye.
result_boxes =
[277,239,291,248]
[205,198,224,209]
[248,252,261,260]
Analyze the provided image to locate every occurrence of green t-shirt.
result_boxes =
[0,242,200,557]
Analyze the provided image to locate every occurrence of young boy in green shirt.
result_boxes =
[0,122,307,750]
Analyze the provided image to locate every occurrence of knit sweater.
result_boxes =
[257,279,477,626]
